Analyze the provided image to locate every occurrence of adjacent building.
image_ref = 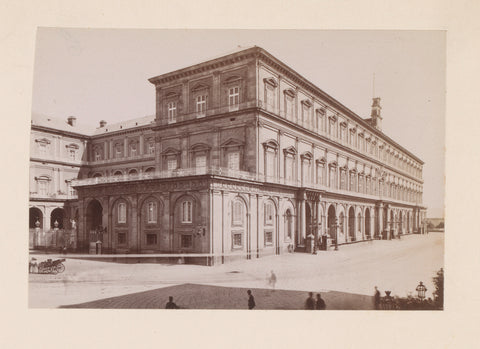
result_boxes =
[30,46,427,264]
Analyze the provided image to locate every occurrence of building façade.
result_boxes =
[30,46,427,265]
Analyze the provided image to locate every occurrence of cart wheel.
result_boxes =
[56,263,65,273]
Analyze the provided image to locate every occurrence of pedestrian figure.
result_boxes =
[305,292,315,310]
[268,270,277,291]
[29,257,37,274]
[165,296,180,309]
[315,293,326,310]
[374,286,381,310]
[247,290,256,309]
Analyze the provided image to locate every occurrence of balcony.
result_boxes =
[88,153,155,166]
[29,192,77,200]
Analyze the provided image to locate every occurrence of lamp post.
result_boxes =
[416,281,427,300]
[334,217,339,251]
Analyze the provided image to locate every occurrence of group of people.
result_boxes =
[304,292,326,310]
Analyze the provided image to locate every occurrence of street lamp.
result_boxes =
[334,217,339,251]
[416,281,427,300]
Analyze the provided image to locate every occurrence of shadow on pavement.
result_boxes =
[60,283,374,310]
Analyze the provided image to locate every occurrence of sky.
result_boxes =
[31,28,445,217]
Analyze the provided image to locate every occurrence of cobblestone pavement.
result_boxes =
[61,283,374,310]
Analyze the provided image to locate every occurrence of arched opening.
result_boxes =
[399,211,403,235]
[285,208,293,241]
[93,172,102,178]
[305,203,312,237]
[365,208,371,238]
[348,207,355,241]
[390,210,395,238]
[141,197,162,251]
[29,207,43,229]
[86,199,103,243]
[407,211,410,233]
[264,200,277,252]
[50,208,65,229]
[113,171,123,176]
[327,205,336,238]
[145,167,155,173]
[231,197,248,259]
[128,169,138,176]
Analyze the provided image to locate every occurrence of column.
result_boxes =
[139,135,144,155]
[124,137,128,158]
[300,192,306,244]
[109,140,113,159]
[104,141,108,159]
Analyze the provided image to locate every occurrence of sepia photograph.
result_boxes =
[28,29,445,311]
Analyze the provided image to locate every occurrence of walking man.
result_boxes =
[305,292,315,310]
[315,293,326,310]
[374,286,381,310]
[268,270,277,291]
[247,290,256,309]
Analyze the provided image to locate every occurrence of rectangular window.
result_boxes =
[118,203,126,223]
[195,154,206,169]
[181,234,193,248]
[265,203,274,226]
[232,232,242,249]
[227,152,240,171]
[130,145,137,157]
[182,201,192,223]
[286,96,294,120]
[317,165,323,185]
[266,85,275,111]
[303,160,311,183]
[38,144,47,156]
[146,234,157,245]
[69,149,76,160]
[95,151,101,161]
[232,201,244,226]
[196,95,207,117]
[116,147,122,159]
[329,167,336,188]
[340,171,346,190]
[38,181,47,195]
[167,158,177,171]
[167,102,177,123]
[266,151,276,178]
[285,156,294,181]
[349,173,355,191]
[264,231,273,245]
[148,142,155,154]
[229,87,239,111]
[118,233,126,244]
[316,111,323,132]
[147,202,157,224]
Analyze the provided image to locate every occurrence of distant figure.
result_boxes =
[315,293,326,310]
[247,290,256,309]
[305,292,315,310]
[268,270,277,291]
[29,257,37,274]
[374,286,381,310]
[165,296,179,309]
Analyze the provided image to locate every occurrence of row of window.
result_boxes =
[164,151,240,171]
[115,200,193,225]
[36,141,79,161]
[166,86,240,124]
[93,140,155,161]
[33,177,77,197]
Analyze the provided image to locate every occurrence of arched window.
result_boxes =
[232,199,244,226]
[285,208,293,240]
[182,201,192,223]
[118,202,127,224]
[147,201,157,224]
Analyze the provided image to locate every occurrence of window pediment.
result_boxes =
[65,143,79,149]
[224,75,242,85]
[316,157,326,165]
[191,83,210,92]
[221,138,244,149]
[165,91,180,99]
[301,99,312,108]
[161,147,181,156]
[315,107,326,115]
[283,89,296,98]
[340,121,348,128]
[328,161,337,168]
[283,146,297,156]
[263,139,279,150]
[35,175,51,181]
[263,77,278,88]
[35,138,51,145]
[189,143,211,153]
[300,151,313,160]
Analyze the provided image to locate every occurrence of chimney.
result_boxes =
[370,97,382,131]
[99,120,107,128]
[67,116,77,127]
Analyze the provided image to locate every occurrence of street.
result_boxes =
[29,233,444,309]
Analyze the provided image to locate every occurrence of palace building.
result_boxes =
[29,46,427,264]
